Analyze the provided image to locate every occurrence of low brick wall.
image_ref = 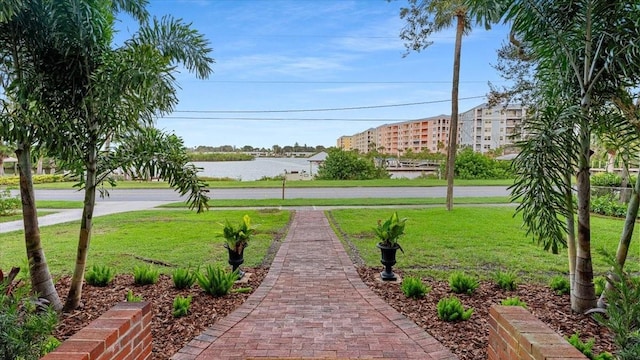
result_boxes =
[488,305,587,360]
[42,302,152,360]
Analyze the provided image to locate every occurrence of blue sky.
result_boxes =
[118,0,511,149]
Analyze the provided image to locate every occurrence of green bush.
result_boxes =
[133,265,159,285]
[195,265,238,297]
[566,332,614,360]
[453,148,513,180]
[494,270,518,291]
[85,265,115,287]
[401,276,431,299]
[436,296,473,321]
[172,267,196,290]
[591,194,628,217]
[594,263,640,359]
[0,174,67,186]
[316,148,389,180]
[501,296,527,308]
[0,189,20,216]
[449,271,479,294]
[172,295,192,318]
[549,275,570,295]
[125,290,143,302]
[0,282,58,360]
[591,172,625,187]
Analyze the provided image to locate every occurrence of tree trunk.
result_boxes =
[445,15,464,211]
[573,128,596,313]
[598,167,640,307]
[63,146,98,311]
[0,158,4,176]
[16,144,63,311]
[564,171,577,310]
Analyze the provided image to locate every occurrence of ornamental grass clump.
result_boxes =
[172,267,196,290]
[133,265,160,285]
[437,296,473,322]
[494,270,518,291]
[196,265,238,297]
[173,295,192,318]
[401,276,431,299]
[85,265,115,287]
[125,290,142,302]
[550,275,570,295]
[501,296,527,308]
[449,271,479,294]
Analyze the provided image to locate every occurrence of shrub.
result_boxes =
[195,265,238,297]
[449,271,479,294]
[0,189,20,216]
[316,148,389,180]
[401,276,431,299]
[591,194,628,217]
[494,270,518,291]
[453,148,513,180]
[125,290,142,302]
[501,296,527,308]
[0,277,58,360]
[549,275,570,295]
[591,172,623,187]
[436,296,473,321]
[594,262,640,359]
[133,265,159,285]
[172,267,196,290]
[85,265,115,287]
[173,295,192,318]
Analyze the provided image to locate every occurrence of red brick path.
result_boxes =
[172,211,457,360]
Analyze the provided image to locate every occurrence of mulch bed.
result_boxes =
[55,266,615,360]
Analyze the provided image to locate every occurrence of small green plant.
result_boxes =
[231,287,252,294]
[172,267,196,290]
[195,265,238,297]
[594,276,606,296]
[172,295,192,318]
[222,214,255,254]
[125,290,142,302]
[0,189,20,216]
[437,296,473,321]
[594,260,640,360]
[0,268,58,360]
[566,332,614,360]
[501,296,527,308]
[401,276,431,299]
[494,270,518,291]
[374,211,407,249]
[449,271,479,294]
[85,265,115,287]
[549,275,570,295]
[133,265,159,285]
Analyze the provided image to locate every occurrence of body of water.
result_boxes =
[193,158,318,181]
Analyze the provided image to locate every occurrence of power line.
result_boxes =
[159,117,427,122]
[194,80,500,84]
[171,95,486,114]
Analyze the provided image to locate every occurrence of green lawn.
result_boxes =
[328,207,639,283]
[0,211,54,223]
[32,178,513,189]
[0,209,291,276]
[161,196,511,208]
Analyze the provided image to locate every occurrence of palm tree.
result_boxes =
[399,0,472,211]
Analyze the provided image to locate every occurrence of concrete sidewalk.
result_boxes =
[172,210,457,360]
[0,201,171,234]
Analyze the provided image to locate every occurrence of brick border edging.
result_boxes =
[488,305,587,360]
[323,212,459,360]
[42,301,152,360]
[171,215,295,360]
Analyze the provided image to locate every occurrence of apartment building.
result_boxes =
[337,103,526,155]
[336,135,353,150]
[458,103,526,154]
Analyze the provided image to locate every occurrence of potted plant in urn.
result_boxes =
[374,212,406,281]
[221,214,255,279]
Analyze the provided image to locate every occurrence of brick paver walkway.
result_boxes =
[172,210,457,360]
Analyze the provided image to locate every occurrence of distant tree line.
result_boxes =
[190,143,326,154]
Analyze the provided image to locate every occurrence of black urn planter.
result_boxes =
[225,244,245,279]
[377,243,400,281]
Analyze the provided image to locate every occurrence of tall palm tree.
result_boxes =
[399,0,472,211]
